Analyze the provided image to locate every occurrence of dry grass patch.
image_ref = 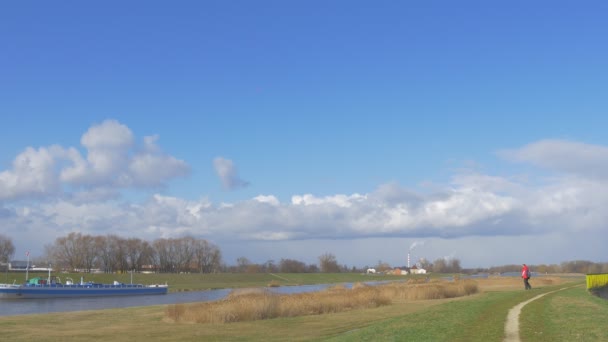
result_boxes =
[475,276,563,292]
[382,279,479,301]
[267,280,281,287]
[165,279,478,324]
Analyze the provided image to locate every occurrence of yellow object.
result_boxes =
[586,273,608,289]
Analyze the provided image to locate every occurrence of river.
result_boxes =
[0,283,347,317]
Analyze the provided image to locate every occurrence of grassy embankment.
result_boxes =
[1,274,604,341]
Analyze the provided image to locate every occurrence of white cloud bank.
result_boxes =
[1,125,607,267]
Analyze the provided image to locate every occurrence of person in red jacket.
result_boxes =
[521,264,532,290]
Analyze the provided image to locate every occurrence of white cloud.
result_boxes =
[73,119,134,184]
[2,177,586,247]
[254,195,280,206]
[0,119,189,201]
[213,157,249,190]
[291,193,366,207]
[3,138,608,267]
[499,139,608,180]
[0,146,61,199]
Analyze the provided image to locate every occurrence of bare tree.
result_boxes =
[98,235,118,273]
[153,238,173,273]
[97,235,134,273]
[114,237,130,273]
[418,257,432,270]
[45,233,99,272]
[431,258,447,273]
[80,234,100,273]
[431,258,461,273]
[0,234,15,263]
[262,260,278,273]
[153,237,195,273]
[125,238,154,272]
[236,257,250,273]
[318,253,340,273]
[175,236,196,272]
[49,232,83,271]
[194,239,222,273]
[449,258,461,273]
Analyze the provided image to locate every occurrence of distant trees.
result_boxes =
[430,258,462,273]
[374,260,392,273]
[418,257,432,270]
[0,234,15,263]
[154,236,202,273]
[279,258,319,273]
[470,261,608,275]
[44,233,222,273]
[560,260,604,274]
[235,257,253,273]
[319,253,341,273]
[195,239,222,273]
[223,257,318,273]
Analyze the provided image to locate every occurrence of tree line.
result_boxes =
[231,253,344,273]
[465,260,608,275]
[39,232,223,273]
[1,233,607,274]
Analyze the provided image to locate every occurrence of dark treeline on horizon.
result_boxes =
[1,233,607,275]
[464,260,608,275]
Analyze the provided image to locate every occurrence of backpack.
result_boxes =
[526,270,531,278]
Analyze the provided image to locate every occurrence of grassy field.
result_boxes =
[1,274,602,341]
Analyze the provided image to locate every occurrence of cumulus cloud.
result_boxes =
[0,146,62,200]
[129,135,190,187]
[4,172,604,252]
[0,119,190,201]
[213,157,250,190]
[4,137,608,266]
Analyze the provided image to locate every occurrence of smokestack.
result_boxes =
[407,252,410,268]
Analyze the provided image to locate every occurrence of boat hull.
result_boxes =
[0,284,168,299]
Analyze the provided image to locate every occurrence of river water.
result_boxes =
[0,283,344,317]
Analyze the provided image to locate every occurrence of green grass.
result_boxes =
[323,291,531,341]
[520,285,608,342]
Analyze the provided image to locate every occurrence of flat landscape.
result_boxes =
[3,4,608,341]
[1,273,606,341]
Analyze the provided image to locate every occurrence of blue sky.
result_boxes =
[1,1,608,268]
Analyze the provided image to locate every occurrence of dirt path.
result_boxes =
[503,287,569,342]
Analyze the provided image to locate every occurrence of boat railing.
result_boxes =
[26,282,151,288]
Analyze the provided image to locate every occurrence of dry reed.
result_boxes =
[267,280,281,287]
[165,279,478,324]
